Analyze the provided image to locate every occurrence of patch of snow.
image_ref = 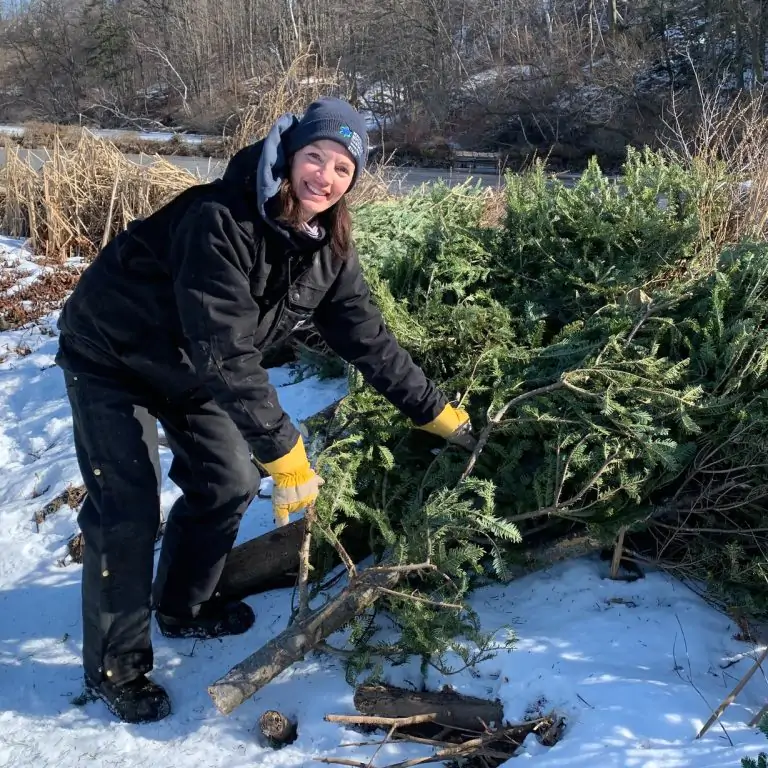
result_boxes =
[461,65,534,94]
[0,124,211,145]
[1,235,768,766]
[0,124,25,138]
[92,128,208,145]
[555,84,623,122]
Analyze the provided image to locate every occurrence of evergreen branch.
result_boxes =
[507,451,622,523]
[554,435,589,508]
[317,641,404,659]
[315,517,358,578]
[624,295,691,349]
[554,486,625,518]
[459,380,567,483]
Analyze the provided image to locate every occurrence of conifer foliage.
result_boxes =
[304,149,768,672]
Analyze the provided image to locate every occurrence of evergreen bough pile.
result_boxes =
[303,148,768,676]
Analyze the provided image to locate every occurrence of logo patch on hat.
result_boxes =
[339,125,354,139]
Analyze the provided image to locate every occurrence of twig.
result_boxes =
[624,300,656,348]
[339,741,387,748]
[323,718,550,768]
[296,502,315,621]
[366,563,437,575]
[506,451,621,523]
[316,517,357,578]
[697,645,768,739]
[375,722,542,768]
[325,714,437,727]
[316,641,356,658]
[365,723,398,768]
[673,615,733,745]
[101,170,120,250]
[576,693,595,709]
[376,586,464,612]
[391,733,460,747]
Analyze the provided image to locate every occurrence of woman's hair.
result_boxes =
[276,179,353,259]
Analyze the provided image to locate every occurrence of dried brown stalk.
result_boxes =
[696,646,768,739]
[325,714,437,727]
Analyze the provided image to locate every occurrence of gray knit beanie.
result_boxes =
[284,97,369,189]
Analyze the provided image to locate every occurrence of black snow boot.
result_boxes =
[85,674,171,724]
[156,599,255,639]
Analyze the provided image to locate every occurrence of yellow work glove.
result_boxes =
[260,437,324,527]
[417,404,477,451]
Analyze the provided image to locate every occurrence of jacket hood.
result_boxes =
[223,114,329,250]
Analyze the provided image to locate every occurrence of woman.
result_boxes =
[56,98,474,724]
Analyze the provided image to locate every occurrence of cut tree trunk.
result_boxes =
[217,517,375,600]
[208,567,401,714]
[353,684,505,732]
[217,519,306,598]
[259,709,298,746]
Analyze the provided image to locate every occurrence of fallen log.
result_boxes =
[217,517,375,600]
[217,520,305,598]
[353,684,505,732]
[208,566,404,714]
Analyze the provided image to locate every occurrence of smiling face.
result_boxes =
[289,139,356,220]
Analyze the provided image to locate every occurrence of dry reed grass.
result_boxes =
[348,165,395,207]
[664,82,768,250]
[227,46,349,156]
[0,130,199,263]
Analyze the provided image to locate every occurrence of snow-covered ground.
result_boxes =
[2,236,768,767]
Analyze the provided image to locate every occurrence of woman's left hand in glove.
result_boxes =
[417,404,477,451]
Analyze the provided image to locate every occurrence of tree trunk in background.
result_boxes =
[609,0,619,34]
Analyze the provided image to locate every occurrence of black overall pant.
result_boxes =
[61,354,260,686]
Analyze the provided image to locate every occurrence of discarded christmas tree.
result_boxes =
[213,148,768,711]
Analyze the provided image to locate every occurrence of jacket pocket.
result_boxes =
[258,285,325,350]
[284,283,325,333]
[253,303,286,349]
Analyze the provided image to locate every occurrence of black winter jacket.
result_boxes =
[57,125,446,463]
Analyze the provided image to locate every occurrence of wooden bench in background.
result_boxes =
[451,150,502,173]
